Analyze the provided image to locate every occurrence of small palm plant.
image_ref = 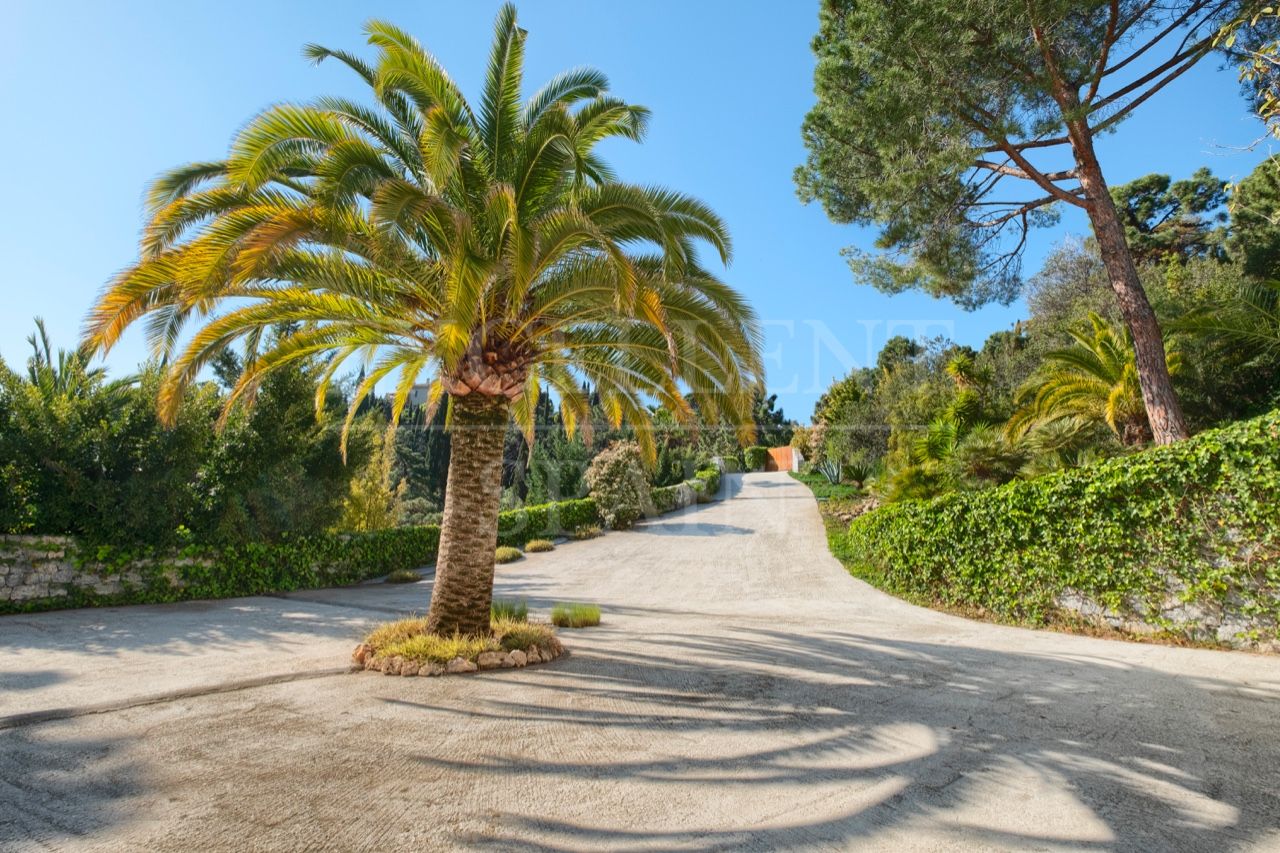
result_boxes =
[1007,313,1179,447]
[84,6,762,637]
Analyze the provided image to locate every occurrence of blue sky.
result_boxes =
[1,1,1274,422]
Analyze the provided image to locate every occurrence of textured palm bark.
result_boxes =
[425,395,510,637]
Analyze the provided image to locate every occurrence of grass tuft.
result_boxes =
[524,538,555,552]
[495,545,524,563]
[551,602,601,628]
[381,632,498,664]
[570,525,602,541]
[384,569,421,584]
[363,614,559,664]
[491,617,556,651]
[365,616,431,649]
[490,598,528,622]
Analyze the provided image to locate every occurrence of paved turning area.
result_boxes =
[1,472,1278,851]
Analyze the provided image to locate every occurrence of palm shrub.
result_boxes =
[84,6,761,636]
[1008,313,1179,446]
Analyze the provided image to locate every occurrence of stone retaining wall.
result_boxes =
[0,535,192,606]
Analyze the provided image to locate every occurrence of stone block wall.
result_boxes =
[0,535,187,606]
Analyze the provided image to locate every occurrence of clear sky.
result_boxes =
[1,1,1274,422]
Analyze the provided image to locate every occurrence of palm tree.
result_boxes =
[84,6,763,636]
[1007,313,1179,447]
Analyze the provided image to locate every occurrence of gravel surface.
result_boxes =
[1,472,1278,851]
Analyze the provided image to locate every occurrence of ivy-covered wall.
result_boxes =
[841,410,1280,649]
[1,498,598,615]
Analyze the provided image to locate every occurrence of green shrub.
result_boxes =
[0,493,604,615]
[524,538,555,552]
[384,568,421,583]
[494,546,523,564]
[691,465,722,502]
[571,525,603,540]
[843,410,1280,644]
[490,599,528,622]
[496,498,598,547]
[744,446,770,471]
[551,602,602,628]
[585,441,653,529]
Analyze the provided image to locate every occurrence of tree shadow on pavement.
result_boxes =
[398,627,1280,852]
[0,728,142,848]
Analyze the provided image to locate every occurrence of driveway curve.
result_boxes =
[1,472,1278,851]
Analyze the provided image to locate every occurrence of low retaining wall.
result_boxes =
[0,536,196,604]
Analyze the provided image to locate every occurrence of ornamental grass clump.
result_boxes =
[384,569,420,584]
[382,631,499,664]
[363,615,557,664]
[551,602,601,628]
[571,525,603,540]
[490,598,528,622]
[525,538,555,552]
[495,546,523,564]
[491,618,557,651]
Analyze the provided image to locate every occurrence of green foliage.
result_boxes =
[796,0,1235,310]
[524,539,555,553]
[842,410,1280,643]
[815,457,843,485]
[585,441,652,529]
[551,602,601,628]
[1230,155,1280,278]
[490,599,528,622]
[744,446,770,471]
[339,435,406,533]
[1009,313,1178,446]
[751,392,793,447]
[790,471,862,501]
[384,569,421,584]
[690,464,722,503]
[0,493,601,615]
[494,546,523,564]
[1110,168,1228,264]
[0,322,373,547]
[570,525,603,541]
[495,498,598,547]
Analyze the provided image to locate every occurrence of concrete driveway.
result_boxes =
[1,472,1278,851]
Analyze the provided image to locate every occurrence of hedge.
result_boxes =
[1,497,598,615]
[841,409,1280,645]
[744,446,770,471]
[495,498,598,547]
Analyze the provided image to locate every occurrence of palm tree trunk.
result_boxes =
[1070,126,1190,445]
[425,395,509,636]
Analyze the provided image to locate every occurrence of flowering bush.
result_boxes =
[585,441,653,529]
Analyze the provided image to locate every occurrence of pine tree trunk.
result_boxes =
[425,395,509,636]
[1071,134,1190,445]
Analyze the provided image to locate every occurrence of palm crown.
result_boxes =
[86,6,762,459]
[84,5,763,636]
[1008,313,1180,446]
